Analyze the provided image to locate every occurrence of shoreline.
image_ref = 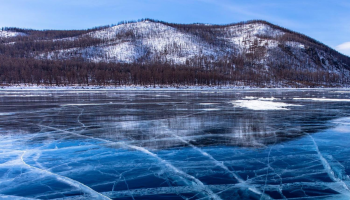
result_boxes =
[1,85,349,90]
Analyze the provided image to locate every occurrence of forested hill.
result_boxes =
[1,19,350,87]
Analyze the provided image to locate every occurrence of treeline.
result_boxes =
[0,56,347,87]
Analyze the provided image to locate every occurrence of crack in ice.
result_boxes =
[37,124,221,200]
[308,134,350,197]
[167,129,271,199]
[20,151,111,200]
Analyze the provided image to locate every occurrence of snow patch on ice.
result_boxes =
[199,103,218,105]
[258,97,280,101]
[155,94,170,97]
[243,96,257,100]
[231,99,301,110]
[294,98,350,102]
[201,108,220,111]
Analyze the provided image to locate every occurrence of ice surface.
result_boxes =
[1,89,350,199]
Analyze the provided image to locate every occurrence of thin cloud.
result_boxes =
[336,42,350,50]
[203,1,303,29]
[336,42,350,57]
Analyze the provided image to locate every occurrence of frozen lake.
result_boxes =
[0,89,350,200]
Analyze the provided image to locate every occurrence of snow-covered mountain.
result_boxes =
[50,21,279,63]
[1,19,350,87]
[25,19,348,74]
[35,21,291,63]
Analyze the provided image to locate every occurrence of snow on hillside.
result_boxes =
[89,21,210,63]
[53,21,220,63]
[0,30,26,38]
[40,21,286,64]
[93,21,285,57]
[34,20,350,77]
[225,23,282,49]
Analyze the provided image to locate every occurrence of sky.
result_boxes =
[0,0,349,56]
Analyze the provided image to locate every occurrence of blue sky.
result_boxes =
[1,0,349,56]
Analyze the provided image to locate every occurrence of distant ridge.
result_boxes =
[0,19,349,87]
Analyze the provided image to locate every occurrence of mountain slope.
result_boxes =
[1,19,350,87]
[37,20,349,69]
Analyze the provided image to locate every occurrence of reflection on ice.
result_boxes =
[0,113,14,116]
[1,90,350,199]
[332,118,350,133]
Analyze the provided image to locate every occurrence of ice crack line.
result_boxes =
[76,107,86,128]
[308,134,350,196]
[38,125,221,200]
[20,151,111,200]
[128,145,222,200]
[260,146,273,200]
[168,130,271,199]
